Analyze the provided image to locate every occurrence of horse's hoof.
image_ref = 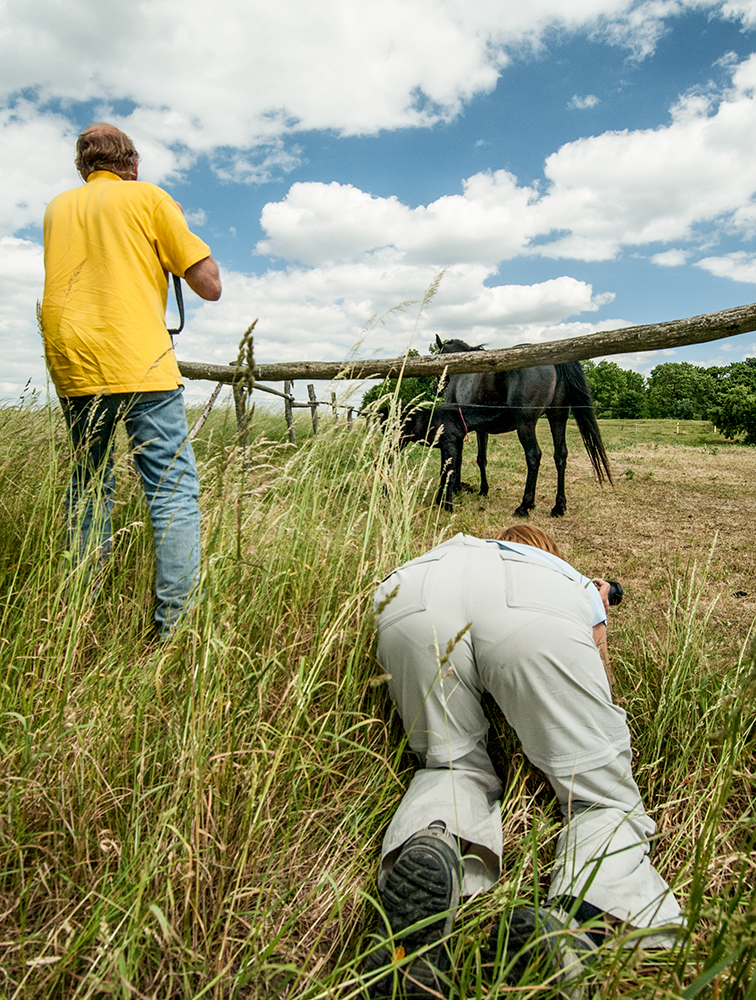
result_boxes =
[550,505,566,517]
[512,506,531,518]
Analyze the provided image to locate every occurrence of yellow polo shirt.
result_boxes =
[41,171,211,396]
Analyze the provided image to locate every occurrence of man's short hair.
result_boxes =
[75,124,139,180]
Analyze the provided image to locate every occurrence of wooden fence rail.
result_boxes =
[184,299,756,442]
[178,300,756,386]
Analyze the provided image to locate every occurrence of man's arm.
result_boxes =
[184,256,222,301]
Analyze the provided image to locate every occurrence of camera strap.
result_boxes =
[167,274,185,337]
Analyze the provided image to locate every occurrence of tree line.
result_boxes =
[361,345,756,444]
[581,357,756,442]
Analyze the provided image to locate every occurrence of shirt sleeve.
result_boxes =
[152,194,212,277]
[583,577,607,626]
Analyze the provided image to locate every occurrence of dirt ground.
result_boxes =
[439,419,756,667]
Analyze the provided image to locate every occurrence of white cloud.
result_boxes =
[0,236,45,396]
[257,171,543,266]
[0,102,79,236]
[252,51,756,268]
[172,264,620,405]
[720,0,756,25]
[183,208,207,228]
[528,53,756,258]
[569,94,600,109]
[180,263,613,372]
[0,0,748,194]
[651,248,689,266]
[696,251,756,283]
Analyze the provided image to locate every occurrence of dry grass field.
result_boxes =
[443,418,756,665]
[0,402,753,1000]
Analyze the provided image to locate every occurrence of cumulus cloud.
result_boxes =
[172,262,619,404]
[256,49,756,269]
[180,262,614,372]
[0,236,45,396]
[697,251,756,283]
[531,80,756,257]
[651,249,689,266]
[0,102,79,236]
[1,0,748,194]
[257,171,543,266]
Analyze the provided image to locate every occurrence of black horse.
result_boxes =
[402,337,612,515]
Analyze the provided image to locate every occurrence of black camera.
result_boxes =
[607,580,623,606]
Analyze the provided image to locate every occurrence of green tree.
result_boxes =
[708,358,756,442]
[711,384,756,442]
[646,362,720,419]
[359,346,440,413]
[582,360,648,419]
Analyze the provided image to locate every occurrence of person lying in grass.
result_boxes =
[362,524,683,999]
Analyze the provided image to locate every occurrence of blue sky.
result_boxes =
[4,0,756,405]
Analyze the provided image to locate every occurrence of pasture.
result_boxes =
[0,398,754,1000]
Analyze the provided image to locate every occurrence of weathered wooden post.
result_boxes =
[307,384,319,435]
[284,380,297,445]
[331,391,338,419]
[230,320,257,449]
[190,381,223,441]
[232,383,246,434]
[347,406,354,431]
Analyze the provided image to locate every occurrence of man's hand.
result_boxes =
[184,256,221,301]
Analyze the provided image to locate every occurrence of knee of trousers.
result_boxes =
[547,749,647,815]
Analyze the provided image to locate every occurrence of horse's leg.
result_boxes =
[549,412,568,517]
[513,421,541,517]
[477,431,489,497]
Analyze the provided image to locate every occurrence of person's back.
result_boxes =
[43,169,209,396]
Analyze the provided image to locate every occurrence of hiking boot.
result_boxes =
[483,905,598,1000]
[361,824,462,999]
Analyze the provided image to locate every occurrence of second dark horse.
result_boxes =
[403,337,612,516]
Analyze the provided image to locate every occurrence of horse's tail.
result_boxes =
[557,362,613,485]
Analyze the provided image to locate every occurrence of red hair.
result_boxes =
[493,524,564,559]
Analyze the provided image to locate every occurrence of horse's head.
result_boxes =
[435,334,485,355]
[376,403,437,449]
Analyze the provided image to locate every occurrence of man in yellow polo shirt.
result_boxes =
[41,122,222,639]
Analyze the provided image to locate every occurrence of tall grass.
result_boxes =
[0,397,754,999]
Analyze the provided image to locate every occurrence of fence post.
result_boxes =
[347,406,354,431]
[232,384,246,436]
[190,381,223,441]
[284,380,297,445]
[308,384,319,435]
[331,391,338,419]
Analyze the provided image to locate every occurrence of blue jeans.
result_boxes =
[61,387,201,638]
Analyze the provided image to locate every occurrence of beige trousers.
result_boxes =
[375,534,683,936]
